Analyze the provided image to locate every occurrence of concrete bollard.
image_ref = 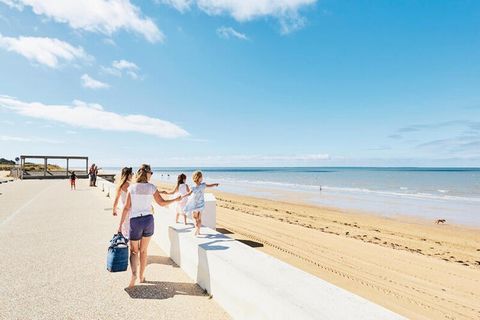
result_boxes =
[202,193,216,230]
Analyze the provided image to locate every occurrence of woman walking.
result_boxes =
[118,164,182,287]
[112,167,133,238]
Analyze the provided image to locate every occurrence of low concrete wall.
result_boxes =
[99,178,403,320]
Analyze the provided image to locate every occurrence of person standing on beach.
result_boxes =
[161,173,190,224]
[89,164,96,187]
[184,171,219,236]
[70,171,76,190]
[113,167,133,238]
[118,164,183,288]
[93,165,99,187]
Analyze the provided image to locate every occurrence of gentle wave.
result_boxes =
[209,177,480,203]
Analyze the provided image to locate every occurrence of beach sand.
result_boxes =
[158,182,480,320]
[0,170,11,178]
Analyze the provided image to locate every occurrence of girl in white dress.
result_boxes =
[113,167,133,238]
[161,173,190,224]
[184,171,219,236]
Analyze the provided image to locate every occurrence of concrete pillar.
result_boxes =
[20,158,24,179]
[44,157,47,176]
[66,158,69,177]
[203,193,217,229]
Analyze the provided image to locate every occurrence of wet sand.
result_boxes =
[158,182,480,320]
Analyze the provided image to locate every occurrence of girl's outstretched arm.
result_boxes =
[153,190,181,207]
[112,187,122,216]
[118,193,131,233]
[206,183,219,188]
[160,185,178,195]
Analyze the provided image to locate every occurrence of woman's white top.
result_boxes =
[128,182,157,219]
[119,189,127,208]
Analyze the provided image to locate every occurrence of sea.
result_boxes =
[111,167,480,227]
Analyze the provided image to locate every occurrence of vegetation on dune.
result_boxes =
[0,158,15,165]
[0,158,64,171]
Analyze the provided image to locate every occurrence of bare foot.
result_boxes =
[128,276,137,288]
[140,277,146,283]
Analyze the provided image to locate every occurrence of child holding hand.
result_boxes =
[184,171,219,236]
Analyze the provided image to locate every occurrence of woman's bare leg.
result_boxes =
[129,240,140,287]
[139,236,152,283]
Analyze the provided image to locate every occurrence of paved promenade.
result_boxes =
[0,179,229,320]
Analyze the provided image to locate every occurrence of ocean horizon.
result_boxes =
[103,166,480,227]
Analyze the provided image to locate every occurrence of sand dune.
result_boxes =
[158,183,480,319]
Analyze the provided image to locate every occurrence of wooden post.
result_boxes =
[66,158,69,177]
[20,157,24,179]
[44,157,47,176]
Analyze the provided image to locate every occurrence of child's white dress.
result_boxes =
[119,189,131,239]
[185,183,206,215]
[176,183,189,214]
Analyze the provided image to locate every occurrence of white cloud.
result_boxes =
[161,0,316,33]
[0,95,189,139]
[102,59,140,79]
[0,33,91,68]
[112,59,138,70]
[81,74,110,89]
[0,135,62,144]
[103,38,116,46]
[158,0,191,13]
[0,135,29,142]
[1,0,164,43]
[168,154,330,164]
[216,26,248,40]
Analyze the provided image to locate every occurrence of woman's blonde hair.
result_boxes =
[135,164,152,183]
[116,167,132,191]
[192,171,203,184]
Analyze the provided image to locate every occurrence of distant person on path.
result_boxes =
[89,164,96,187]
[113,167,133,239]
[70,171,76,190]
[184,171,219,236]
[161,173,190,224]
[89,164,99,187]
[118,164,183,288]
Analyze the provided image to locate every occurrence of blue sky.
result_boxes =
[0,0,479,167]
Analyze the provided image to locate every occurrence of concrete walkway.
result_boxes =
[0,179,230,320]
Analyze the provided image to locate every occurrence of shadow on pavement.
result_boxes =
[147,255,179,267]
[125,281,207,300]
[238,239,264,248]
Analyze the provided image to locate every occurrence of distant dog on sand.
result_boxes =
[435,219,446,224]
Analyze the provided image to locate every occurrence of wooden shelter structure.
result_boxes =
[19,155,89,179]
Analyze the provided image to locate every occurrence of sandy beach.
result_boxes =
[0,170,11,179]
[158,182,480,320]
